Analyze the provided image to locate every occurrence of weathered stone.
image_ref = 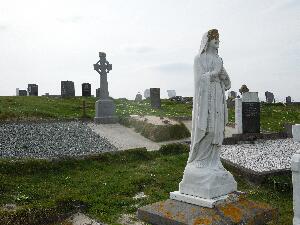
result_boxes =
[292,150,300,225]
[137,199,277,225]
[235,98,242,134]
[293,124,300,142]
[28,84,38,96]
[93,52,117,124]
[150,88,161,108]
[61,81,75,97]
[82,83,91,97]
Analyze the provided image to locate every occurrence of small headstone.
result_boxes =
[150,88,161,108]
[18,90,27,96]
[286,96,292,104]
[284,123,293,138]
[228,91,237,99]
[293,124,300,142]
[265,91,274,103]
[61,81,75,97]
[96,88,100,98]
[144,89,150,99]
[135,92,143,102]
[16,88,19,96]
[28,84,38,96]
[82,83,91,97]
[292,149,300,224]
[235,98,243,134]
[242,92,260,133]
[167,90,176,98]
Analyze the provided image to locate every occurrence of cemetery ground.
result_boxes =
[0,96,300,224]
[0,96,300,132]
[0,145,294,225]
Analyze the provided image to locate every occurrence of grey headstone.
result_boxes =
[150,88,161,108]
[18,90,27,96]
[82,83,91,97]
[61,81,75,97]
[135,92,143,102]
[28,84,38,96]
[167,90,176,98]
[144,89,150,99]
[265,91,274,103]
[286,96,292,104]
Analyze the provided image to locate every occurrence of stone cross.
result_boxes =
[93,52,112,99]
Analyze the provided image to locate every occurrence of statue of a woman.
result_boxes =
[178,29,237,200]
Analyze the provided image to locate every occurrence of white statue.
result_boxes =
[177,29,237,201]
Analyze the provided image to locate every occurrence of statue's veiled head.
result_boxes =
[199,29,220,54]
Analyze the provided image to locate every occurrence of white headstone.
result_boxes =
[292,150,300,225]
[167,90,176,98]
[16,88,19,96]
[293,125,300,142]
[144,89,150,99]
[242,92,259,102]
[235,98,243,134]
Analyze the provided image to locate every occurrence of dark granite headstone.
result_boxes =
[18,90,27,96]
[150,88,161,108]
[61,81,75,97]
[27,84,38,96]
[82,83,91,97]
[265,91,274,103]
[286,96,292,104]
[242,102,260,133]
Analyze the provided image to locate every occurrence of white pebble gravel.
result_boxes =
[221,139,300,172]
[0,122,116,159]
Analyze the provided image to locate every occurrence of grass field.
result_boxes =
[0,146,293,225]
[0,96,299,132]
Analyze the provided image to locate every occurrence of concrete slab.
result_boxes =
[137,199,277,225]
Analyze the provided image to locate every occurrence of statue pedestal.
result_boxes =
[94,99,118,124]
[176,164,237,201]
[137,198,277,225]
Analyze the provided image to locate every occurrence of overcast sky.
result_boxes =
[0,0,299,101]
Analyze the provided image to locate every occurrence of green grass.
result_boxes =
[0,97,300,132]
[0,146,293,225]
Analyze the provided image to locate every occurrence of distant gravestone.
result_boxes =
[16,88,19,96]
[228,91,237,99]
[144,89,150,99]
[150,88,161,108]
[242,92,260,133]
[96,88,100,98]
[167,90,176,98]
[82,83,91,97]
[28,84,38,96]
[265,91,274,103]
[61,81,75,97]
[135,92,143,102]
[286,96,292,104]
[18,90,27,96]
[93,52,118,124]
[235,98,243,134]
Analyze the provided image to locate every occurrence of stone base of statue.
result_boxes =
[137,198,278,225]
[177,164,237,201]
[94,99,118,124]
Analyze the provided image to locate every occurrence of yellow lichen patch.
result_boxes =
[175,212,186,221]
[220,204,243,223]
[164,210,173,219]
[191,207,197,213]
[193,217,212,225]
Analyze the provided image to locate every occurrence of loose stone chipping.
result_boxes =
[0,122,116,159]
[221,138,300,172]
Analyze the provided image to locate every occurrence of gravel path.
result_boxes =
[0,122,116,159]
[221,138,300,172]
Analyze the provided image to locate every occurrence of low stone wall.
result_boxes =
[119,117,190,142]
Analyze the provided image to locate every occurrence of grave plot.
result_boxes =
[0,122,116,159]
[221,138,300,183]
[120,115,190,142]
